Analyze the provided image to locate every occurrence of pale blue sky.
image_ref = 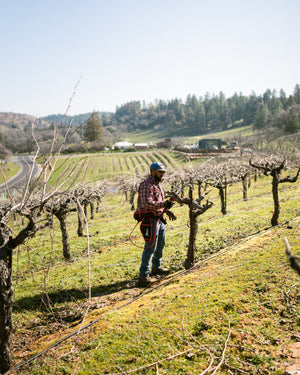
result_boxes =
[0,0,299,116]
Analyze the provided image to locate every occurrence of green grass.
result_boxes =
[0,160,20,184]
[184,124,254,144]
[10,166,300,374]
[44,150,186,187]
[126,125,299,158]
[126,124,254,144]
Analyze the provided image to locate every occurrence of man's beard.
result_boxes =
[154,172,163,182]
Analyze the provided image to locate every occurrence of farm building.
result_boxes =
[198,139,222,150]
[134,143,148,150]
[156,138,172,148]
[112,141,133,150]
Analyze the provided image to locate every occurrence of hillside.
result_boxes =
[0,100,299,157]
[41,112,113,127]
[13,223,300,375]
[8,166,300,374]
[0,112,50,130]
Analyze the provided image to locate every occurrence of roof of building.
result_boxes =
[113,141,133,147]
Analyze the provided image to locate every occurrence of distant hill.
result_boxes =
[0,112,51,130]
[0,111,112,131]
[41,113,91,126]
[41,111,111,126]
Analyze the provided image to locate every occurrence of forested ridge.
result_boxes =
[106,85,300,136]
[42,85,300,136]
[0,85,299,157]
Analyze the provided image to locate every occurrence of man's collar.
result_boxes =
[148,174,159,185]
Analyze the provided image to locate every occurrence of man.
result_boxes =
[137,162,175,286]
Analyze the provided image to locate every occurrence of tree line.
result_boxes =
[0,85,299,158]
[105,84,300,135]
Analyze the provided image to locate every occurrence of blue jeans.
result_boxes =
[139,218,165,277]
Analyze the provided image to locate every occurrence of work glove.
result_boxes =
[164,200,174,209]
[166,210,177,221]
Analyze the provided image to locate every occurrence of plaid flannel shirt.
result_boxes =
[138,175,165,216]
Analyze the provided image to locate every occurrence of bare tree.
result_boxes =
[231,161,254,201]
[205,162,236,215]
[0,194,53,371]
[75,183,107,236]
[47,196,77,260]
[0,247,13,372]
[167,186,213,269]
[0,85,92,372]
[118,175,143,211]
[166,164,213,269]
[250,156,300,226]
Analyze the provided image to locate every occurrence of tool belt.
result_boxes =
[133,209,165,242]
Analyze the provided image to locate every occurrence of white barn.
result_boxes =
[113,141,133,150]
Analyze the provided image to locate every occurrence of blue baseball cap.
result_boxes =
[150,162,166,171]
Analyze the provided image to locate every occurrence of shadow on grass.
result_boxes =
[13,278,138,312]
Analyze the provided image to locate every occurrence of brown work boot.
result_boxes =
[137,276,156,286]
[151,267,170,276]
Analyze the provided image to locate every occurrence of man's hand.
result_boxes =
[164,200,175,209]
[166,210,177,221]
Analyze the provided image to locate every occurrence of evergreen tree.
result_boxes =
[244,92,259,126]
[294,84,300,104]
[228,93,238,123]
[158,99,167,111]
[263,89,272,103]
[185,95,199,131]
[286,95,296,107]
[84,112,103,142]
[185,106,195,129]
[253,103,270,130]
[269,95,283,115]
[206,100,218,131]
[168,98,183,121]
[101,113,111,127]
[195,102,206,133]
[228,92,244,123]
[217,91,229,130]
[279,89,287,109]
[285,107,300,133]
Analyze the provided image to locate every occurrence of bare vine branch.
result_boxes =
[211,321,231,374]
[284,237,300,276]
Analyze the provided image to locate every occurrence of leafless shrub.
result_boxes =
[250,155,300,226]
[167,163,214,269]
[118,175,144,210]
[204,161,238,215]
[0,84,94,372]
